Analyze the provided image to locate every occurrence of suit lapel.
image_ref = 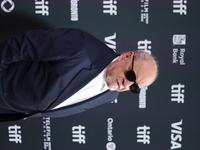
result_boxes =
[47,67,100,110]
[31,90,119,118]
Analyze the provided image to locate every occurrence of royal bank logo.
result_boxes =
[43,117,52,150]
[137,125,150,144]
[140,0,149,24]
[35,0,49,16]
[172,34,186,65]
[70,0,79,21]
[171,119,183,150]
[173,35,186,45]
[8,125,22,144]
[171,83,185,103]
[107,118,116,150]
[103,0,117,15]
[72,125,86,144]
[173,0,187,15]
[173,48,185,65]
[137,39,152,54]
[104,33,116,51]
[1,0,15,13]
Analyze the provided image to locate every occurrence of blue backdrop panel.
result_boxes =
[0,0,199,150]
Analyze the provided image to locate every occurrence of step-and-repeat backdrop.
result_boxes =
[0,0,200,150]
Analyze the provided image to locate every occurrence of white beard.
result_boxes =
[105,76,119,91]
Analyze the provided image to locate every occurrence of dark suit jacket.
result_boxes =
[0,28,119,121]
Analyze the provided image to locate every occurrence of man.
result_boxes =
[0,28,158,121]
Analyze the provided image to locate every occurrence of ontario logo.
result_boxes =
[1,0,15,13]
[106,142,116,150]
[107,118,116,150]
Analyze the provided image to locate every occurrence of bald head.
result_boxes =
[133,51,158,88]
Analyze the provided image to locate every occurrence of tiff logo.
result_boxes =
[103,0,117,15]
[173,0,187,15]
[137,125,150,144]
[72,125,86,144]
[141,0,149,13]
[137,39,152,54]
[8,125,22,143]
[35,0,49,16]
[171,83,185,103]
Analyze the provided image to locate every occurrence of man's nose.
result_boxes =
[124,79,134,88]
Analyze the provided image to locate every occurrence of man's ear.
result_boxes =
[118,51,134,60]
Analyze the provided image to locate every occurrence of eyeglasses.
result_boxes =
[125,56,141,93]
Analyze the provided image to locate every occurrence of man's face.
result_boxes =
[105,52,135,92]
[105,51,157,92]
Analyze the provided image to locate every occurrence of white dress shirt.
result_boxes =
[52,57,118,110]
